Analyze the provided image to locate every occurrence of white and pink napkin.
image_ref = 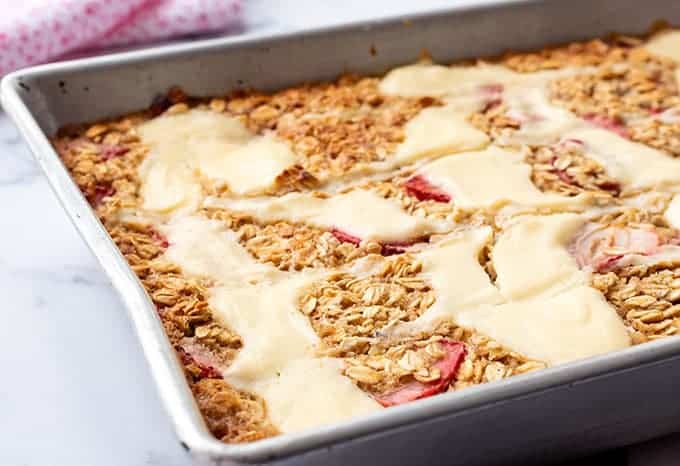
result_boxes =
[0,0,242,76]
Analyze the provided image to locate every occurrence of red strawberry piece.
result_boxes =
[331,228,362,246]
[553,139,620,195]
[404,175,452,203]
[331,228,423,256]
[595,254,625,271]
[549,156,575,184]
[595,180,621,196]
[479,83,504,112]
[381,240,418,256]
[150,229,170,248]
[100,144,129,161]
[583,113,630,139]
[559,138,585,149]
[481,98,503,113]
[556,170,573,184]
[90,183,115,206]
[569,223,661,271]
[374,340,466,407]
[178,344,222,379]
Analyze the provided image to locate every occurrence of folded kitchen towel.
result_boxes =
[0,0,242,76]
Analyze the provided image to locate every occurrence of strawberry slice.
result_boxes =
[552,139,620,195]
[100,144,129,161]
[404,175,451,203]
[374,340,466,407]
[549,155,575,184]
[381,240,418,256]
[583,113,630,139]
[178,343,222,379]
[331,228,423,256]
[481,98,503,113]
[89,182,115,206]
[150,228,170,248]
[569,223,662,271]
[330,228,362,246]
[559,138,585,149]
[595,180,622,195]
[479,84,504,111]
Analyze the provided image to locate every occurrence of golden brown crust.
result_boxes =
[202,206,380,271]
[216,75,439,180]
[192,378,278,443]
[53,25,680,443]
[55,111,278,443]
[501,36,637,72]
[295,253,544,395]
[343,320,546,395]
[592,265,680,343]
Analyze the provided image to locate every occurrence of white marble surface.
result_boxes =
[0,1,678,465]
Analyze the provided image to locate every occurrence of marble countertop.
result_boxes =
[0,1,678,465]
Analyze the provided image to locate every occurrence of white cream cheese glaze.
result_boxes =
[421,228,504,312]
[492,213,587,300]
[379,63,522,98]
[665,195,680,229]
[501,84,583,145]
[396,216,631,364]
[456,286,631,365]
[129,41,680,432]
[644,30,680,62]
[393,104,490,163]
[417,146,590,210]
[206,189,450,243]
[138,109,298,212]
[161,216,380,433]
[566,127,680,190]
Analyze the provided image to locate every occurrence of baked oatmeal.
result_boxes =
[54,27,680,442]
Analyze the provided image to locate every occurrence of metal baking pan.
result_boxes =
[3,0,680,464]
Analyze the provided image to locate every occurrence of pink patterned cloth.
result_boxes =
[0,0,242,76]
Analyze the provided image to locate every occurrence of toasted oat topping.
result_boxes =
[549,49,679,122]
[502,38,636,73]
[192,378,278,443]
[629,117,680,158]
[592,265,680,342]
[468,100,521,142]
[297,253,543,396]
[527,140,620,197]
[298,254,433,356]
[594,206,677,240]
[357,174,457,221]
[57,120,148,215]
[548,46,680,157]
[447,322,547,390]
[203,207,380,271]
[343,321,545,395]
[219,75,438,179]
[53,27,680,443]
[118,223,277,441]
[470,105,625,197]
[54,120,277,443]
